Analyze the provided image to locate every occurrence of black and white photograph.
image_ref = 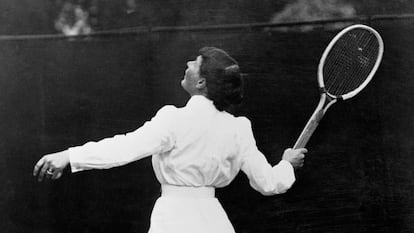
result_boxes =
[0,0,413,232]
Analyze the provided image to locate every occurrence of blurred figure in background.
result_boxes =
[125,0,137,14]
[270,0,356,32]
[55,1,92,36]
[119,0,152,28]
[88,0,100,30]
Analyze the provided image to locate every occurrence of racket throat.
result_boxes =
[320,87,339,110]
[293,94,336,149]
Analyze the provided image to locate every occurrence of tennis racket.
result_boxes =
[293,24,384,149]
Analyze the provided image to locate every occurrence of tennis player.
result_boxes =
[33,47,307,233]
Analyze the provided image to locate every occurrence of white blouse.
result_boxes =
[68,95,295,195]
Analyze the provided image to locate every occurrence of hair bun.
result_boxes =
[224,64,240,75]
[198,47,243,112]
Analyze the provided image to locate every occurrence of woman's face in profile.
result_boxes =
[181,55,203,95]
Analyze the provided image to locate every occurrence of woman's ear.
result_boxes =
[196,78,206,90]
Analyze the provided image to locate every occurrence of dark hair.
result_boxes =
[198,47,244,112]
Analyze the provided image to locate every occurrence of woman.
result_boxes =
[33,47,307,233]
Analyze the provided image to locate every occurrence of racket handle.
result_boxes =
[293,108,324,149]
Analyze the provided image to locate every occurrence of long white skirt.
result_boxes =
[148,185,236,233]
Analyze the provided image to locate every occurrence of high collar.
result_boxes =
[186,95,217,112]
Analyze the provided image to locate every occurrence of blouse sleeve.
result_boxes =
[238,117,296,196]
[68,105,176,173]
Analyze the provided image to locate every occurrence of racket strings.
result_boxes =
[325,33,361,94]
[327,31,378,95]
[323,28,380,97]
[327,31,375,94]
[340,32,376,93]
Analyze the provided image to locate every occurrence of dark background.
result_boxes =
[1,1,414,233]
[1,0,414,34]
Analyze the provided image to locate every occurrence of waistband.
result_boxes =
[161,184,215,198]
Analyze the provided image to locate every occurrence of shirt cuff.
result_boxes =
[277,159,296,188]
[280,159,295,171]
[68,147,84,173]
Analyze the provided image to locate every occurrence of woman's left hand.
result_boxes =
[33,150,70,182]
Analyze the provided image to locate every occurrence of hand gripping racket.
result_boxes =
[293,24,384,149]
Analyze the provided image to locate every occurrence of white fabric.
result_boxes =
[149,196,235,233]
[161,184,215,198]
[149,185,232,233]
[68,95,296,232]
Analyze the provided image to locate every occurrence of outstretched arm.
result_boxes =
[33,105,176,182]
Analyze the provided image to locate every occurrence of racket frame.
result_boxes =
[318,24,384,100]
[293,24,384,149]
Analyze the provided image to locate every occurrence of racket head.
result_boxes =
[318,24,384,100]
